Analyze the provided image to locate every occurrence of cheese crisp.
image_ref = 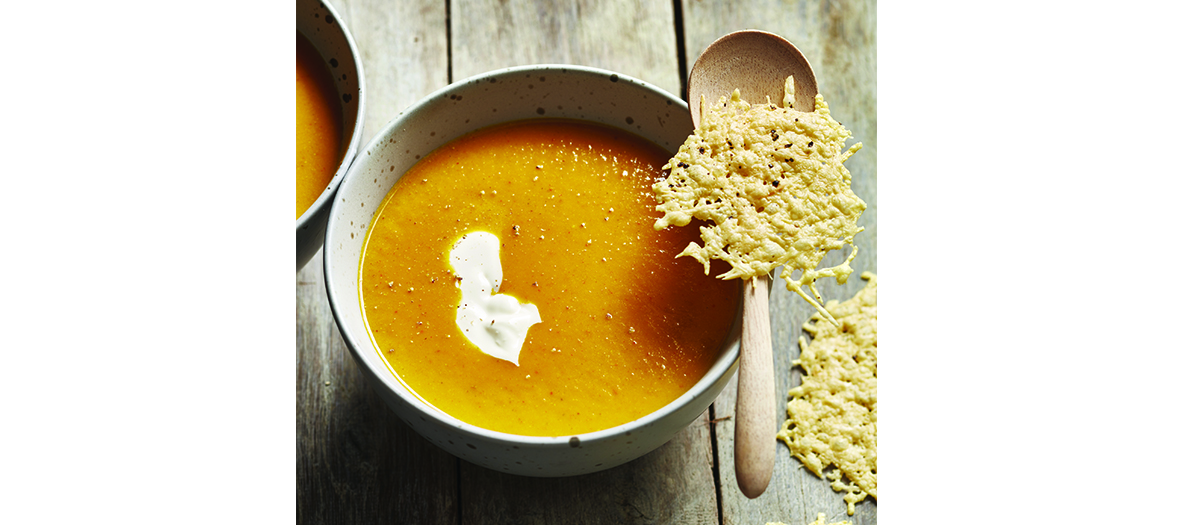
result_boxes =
[777,272,877,515]
[653,77,865,325]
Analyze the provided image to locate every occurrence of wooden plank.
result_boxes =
[683,0,878,523]
[448,1,720,523]
[461,412,720,525]
[452,0,681,96]
[332,0,452,141]
[296,0,458,523]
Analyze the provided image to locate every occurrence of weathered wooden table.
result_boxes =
[297,1,876,523]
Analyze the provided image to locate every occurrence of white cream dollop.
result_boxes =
[449,231,541,366]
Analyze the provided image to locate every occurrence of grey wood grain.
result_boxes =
[452,0,681,97]
[460,412,720,525]
[332,0,452,141]
[296,0,457,523]
[684,0,878,523]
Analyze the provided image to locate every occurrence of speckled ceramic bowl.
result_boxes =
[323,65,741,477]
[296,0,365,270]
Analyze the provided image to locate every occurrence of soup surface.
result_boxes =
[360,120,741,436]
[296,32,343,219]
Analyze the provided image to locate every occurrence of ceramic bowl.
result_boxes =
[323,65,741,477]
[296,0,366,270]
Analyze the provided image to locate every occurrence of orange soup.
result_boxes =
[296,32,344,219]
[360,120,741,436]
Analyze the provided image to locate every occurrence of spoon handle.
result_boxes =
[734,273,775,498]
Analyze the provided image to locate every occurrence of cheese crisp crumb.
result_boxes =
[653,77,865,325]
[777,271,876,515]
[766,513,851,525]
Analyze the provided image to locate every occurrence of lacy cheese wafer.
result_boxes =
[653,77,865,325]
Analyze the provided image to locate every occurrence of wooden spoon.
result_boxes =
[687,30,817,500]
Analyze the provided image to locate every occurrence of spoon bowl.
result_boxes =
[686,29,818,499]
[688,30,817,126]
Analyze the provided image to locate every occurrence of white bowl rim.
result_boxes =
[324,64,741,449]
[295,0,367,231]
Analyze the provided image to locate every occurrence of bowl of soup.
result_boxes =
[296,0,365,270]
[324,65,743,476]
